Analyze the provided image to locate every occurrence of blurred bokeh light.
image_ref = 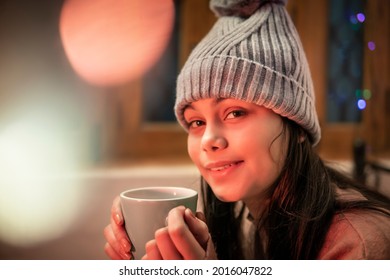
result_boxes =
[0,0,95,247]
[59,0,175,86]
[0,99,88,246]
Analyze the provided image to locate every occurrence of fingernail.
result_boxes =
[185,208,195,219]
[121,251,131,260]
[121,238,130,252]
[115,213,123,225]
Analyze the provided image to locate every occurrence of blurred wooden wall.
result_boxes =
[362,0,390,157]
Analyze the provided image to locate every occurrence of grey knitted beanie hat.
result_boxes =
[174,0,321,145]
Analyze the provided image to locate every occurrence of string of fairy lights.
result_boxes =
[349,11,375,111]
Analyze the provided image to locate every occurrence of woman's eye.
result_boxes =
[188,120,205,128]
[225,110,246,120]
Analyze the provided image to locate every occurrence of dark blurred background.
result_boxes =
[0,0,389,259]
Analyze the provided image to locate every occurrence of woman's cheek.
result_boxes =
[187,136,200,164]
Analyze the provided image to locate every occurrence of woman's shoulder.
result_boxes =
[318,209,390,259]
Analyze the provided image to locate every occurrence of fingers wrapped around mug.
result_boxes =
[103,196,132,259]
[142,206,214,259]
[142,239,163,260]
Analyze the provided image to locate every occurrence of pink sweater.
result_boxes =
[238,189,390,259]
[318,210,390,259]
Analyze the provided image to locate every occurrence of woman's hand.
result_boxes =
[103,196,132,259]
[142,206,217,260]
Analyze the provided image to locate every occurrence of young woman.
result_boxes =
[103,0,390,259]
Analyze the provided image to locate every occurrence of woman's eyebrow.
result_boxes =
[214,98,227,105]
[185,98,227,111]
[185,104,195,111]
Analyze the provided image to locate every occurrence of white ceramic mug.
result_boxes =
[120,186,198,259]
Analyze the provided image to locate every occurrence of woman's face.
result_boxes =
[184,98,288,208]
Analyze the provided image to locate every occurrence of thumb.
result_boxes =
[192,210,218,260]
[184,209,209,250]
[195,211,206,223]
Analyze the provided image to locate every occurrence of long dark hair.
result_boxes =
[201,119,390,259]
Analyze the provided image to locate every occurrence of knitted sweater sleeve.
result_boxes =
[318,211,390,260]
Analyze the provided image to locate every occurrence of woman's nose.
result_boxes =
[201,125,228,152]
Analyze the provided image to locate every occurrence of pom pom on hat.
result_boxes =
[175,0,321,145]
[210,0,288,17]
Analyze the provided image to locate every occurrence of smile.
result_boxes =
[205,161,244,172]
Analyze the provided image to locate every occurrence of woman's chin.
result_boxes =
[211,190,242,203]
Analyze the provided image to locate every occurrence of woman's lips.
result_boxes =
[204,160,244,172]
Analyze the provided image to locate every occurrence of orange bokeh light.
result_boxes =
[59,0,174,86]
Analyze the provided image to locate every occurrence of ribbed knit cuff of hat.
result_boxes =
[174,0,321,146]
